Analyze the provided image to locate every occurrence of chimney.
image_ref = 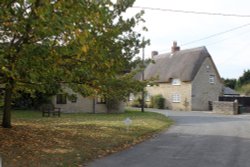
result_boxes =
[151,51,158,58]
[171,41,180,53]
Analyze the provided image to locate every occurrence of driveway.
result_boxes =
[87,109,250,167]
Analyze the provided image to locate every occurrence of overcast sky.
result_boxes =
[126,0,250,79]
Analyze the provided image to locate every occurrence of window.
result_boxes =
[172,94,181,103]
[206,65,211,72]
[145,93,151,102]
[69,94,77,103]
[129,93,135,101]
[56,94,67,104]
[97,96,106,104]
[172,79,181,85]
[209,75,215,84]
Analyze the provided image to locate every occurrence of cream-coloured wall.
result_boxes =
[191,58,223,111]
[146,82,192,111]
[52,88,107,113]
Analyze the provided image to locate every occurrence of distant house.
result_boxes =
[223,87,240,96]
[139,42,223,111]
[52,87,108,113]
[52,87,125,113]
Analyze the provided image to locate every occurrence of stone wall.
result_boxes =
[213,101,238,115]
[192,58,223,111]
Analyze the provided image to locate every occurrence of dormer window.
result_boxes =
[172,79,181,85]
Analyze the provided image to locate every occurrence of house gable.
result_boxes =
[191,57,223,110]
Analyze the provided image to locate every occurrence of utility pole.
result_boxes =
[141,37,145,112]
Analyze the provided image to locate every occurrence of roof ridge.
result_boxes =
[163,46,206,55]
[153,46,206,60]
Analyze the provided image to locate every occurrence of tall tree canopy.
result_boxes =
[222,78,237,89]
[0,0,148,128]
[236,69,250,95]
[237,69,250,88]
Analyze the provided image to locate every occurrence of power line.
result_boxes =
[133,6,250,18]
[181,23,250,46]
[158,23,250,53]
[205,29,250,47]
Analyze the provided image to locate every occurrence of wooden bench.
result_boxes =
[40,104,61,117]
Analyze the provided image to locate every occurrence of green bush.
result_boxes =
[151,95,165,109]
[237,83,250,95]
[131,97,147,108]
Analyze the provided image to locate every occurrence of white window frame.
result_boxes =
[145,93,151,102]
[129,93,135,101]
[172,94,181,103]
[209,75,215,84]
[172,79,181,85]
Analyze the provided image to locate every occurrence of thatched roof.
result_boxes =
[143,46,212,82]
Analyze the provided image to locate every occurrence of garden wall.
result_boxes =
[213,101,238,115]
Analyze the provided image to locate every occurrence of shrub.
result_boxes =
[131,97,147,108]
[106,98,124,113]
[151,95,165,109]
[238,83,250,95]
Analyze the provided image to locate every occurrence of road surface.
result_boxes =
[87,109,250,167]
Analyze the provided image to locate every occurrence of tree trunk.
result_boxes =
[2,80,14,128]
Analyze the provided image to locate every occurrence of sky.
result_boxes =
[126,0,250,79]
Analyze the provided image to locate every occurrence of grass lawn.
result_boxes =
[0,109,172,167]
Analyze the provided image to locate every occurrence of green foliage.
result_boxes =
[151,95,165,109]
[222,78,237,89]
[0,0,149,127]
[106,98,122,113]
[232,69,250,95]
[237,83,250,95]
[131,97,142,107]
[237,70,250,87]
[12,92,52,109]
[130,96,148,108]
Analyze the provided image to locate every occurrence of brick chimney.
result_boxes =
[151,51,158,58]
[171,41,180,53]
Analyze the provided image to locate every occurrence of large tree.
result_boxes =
[0,0,147,128]
[237,69,250,88]
[222,78,237,89]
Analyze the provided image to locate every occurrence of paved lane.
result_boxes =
[87,109,250,167]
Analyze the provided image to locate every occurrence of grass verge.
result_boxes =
[0,109,172,167]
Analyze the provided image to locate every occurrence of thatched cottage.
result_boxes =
[141,42,223,111]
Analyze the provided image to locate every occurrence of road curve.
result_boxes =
[87,109,250,167]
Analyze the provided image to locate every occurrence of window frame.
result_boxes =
[172,79,181,86]
[145,93,151,102]
[129,93,135,101]
[56,94,67,104]
[172,94,181,103]
[209,75,215,84]
[97,96,106,104]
